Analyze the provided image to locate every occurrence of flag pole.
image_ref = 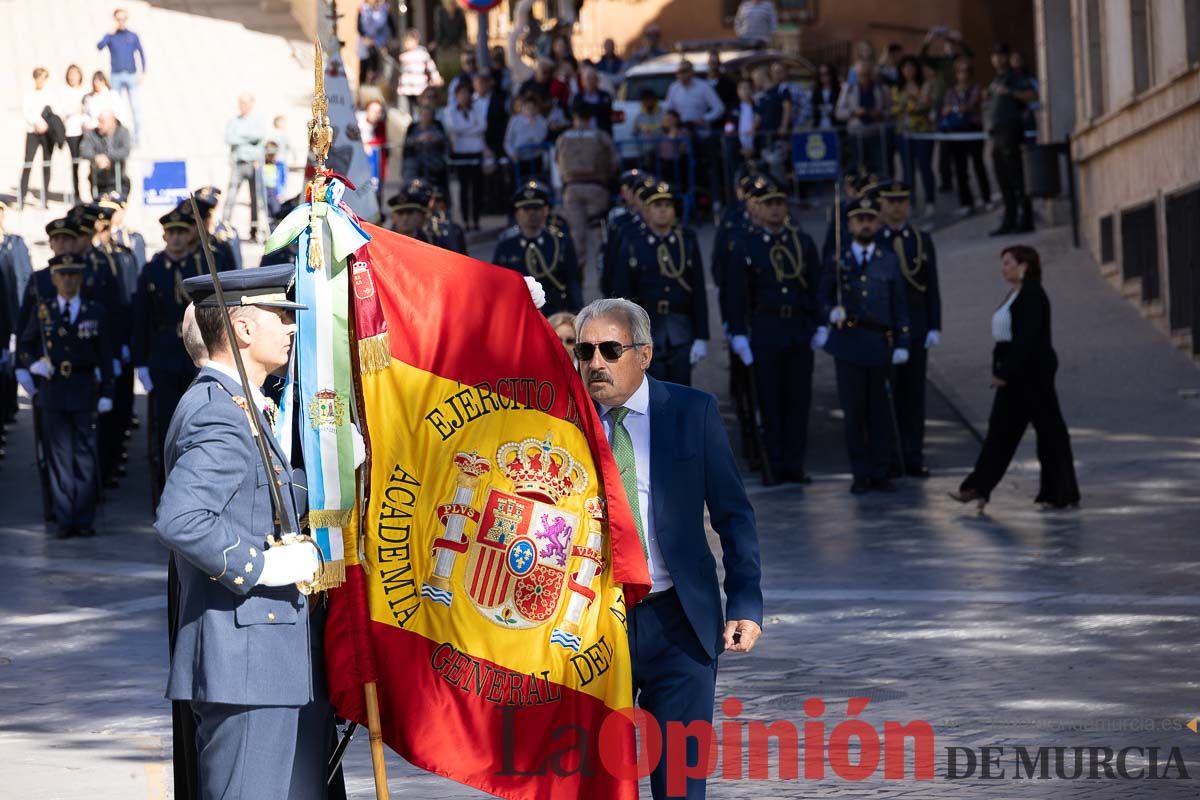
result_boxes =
[364,681,389,799]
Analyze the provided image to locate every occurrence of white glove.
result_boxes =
[257,541,320,587]
[121,344,131,362]
[351,422,366,468]
[925,330,940,349]
[97,397,113,414]
[30,360,53,380]
[16,368,37,398]
[829,306,847,325]
[730,335,754,366]
[112,358,123,378]
[524,276,546,309]
[0,350,9,369]
[137,367,153,393]
[811,326,829,349]
[689,339,708,365]
[892,347,910,365]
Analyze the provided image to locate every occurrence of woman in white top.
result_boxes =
[56,64,89,202]
[444,81,485,230]
[83,71,131,133]
[20,67,53,209]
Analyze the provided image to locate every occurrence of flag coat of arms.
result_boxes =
[326,224,651,799]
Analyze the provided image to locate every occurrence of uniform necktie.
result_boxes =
[609,406,648,562]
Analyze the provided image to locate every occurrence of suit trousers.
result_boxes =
[191,698,331,800]
[562,183,608,273]
[891,345,928,470]
[42,404,98,531]
[753,339,813,474]
[630,589,717,800]
[960,373,1080,505]
[834,360,895,481]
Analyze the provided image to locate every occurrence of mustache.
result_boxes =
[587,370,613,384]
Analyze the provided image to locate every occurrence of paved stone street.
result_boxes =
[4,197,1200,797]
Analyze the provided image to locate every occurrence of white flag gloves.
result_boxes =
[351,423,366,468]
[689,339,708,365]
[29,360,53,380]
[925,330,940,349]
[121,344,131,362]
[730,335,754,366]
[16,369,36,398]
[892,348,910,365]
[97,397,113,414]
[112,359,123,378]
[829,306,847,325]
[524,276,546,309]
[257,541,320,587]
[811,326,829,349]
[137,367,154,393]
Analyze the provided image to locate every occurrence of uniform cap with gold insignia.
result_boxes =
[877,179,911,200]
[98,191,128,210]
[847,195,881,218]
[387,179,432,213]
[634,175,659,203]
[192,186,222,214]
[49,254,87,273]
[512,180,550,209]
[642,180,677,205]
[45,217,82,240]
[748,176,787,202]
[159,203,196,231]
[182,262,307,310]
[620,168,650,190]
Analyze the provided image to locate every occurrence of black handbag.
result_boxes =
[41,106,66,148]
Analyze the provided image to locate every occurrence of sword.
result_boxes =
[832,180,845,327]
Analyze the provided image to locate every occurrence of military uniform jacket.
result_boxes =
[600,206,639,297]
[491,224,582,315]
[112,226,147,281]
[156,366,313,706]
[820,245,912,366]
[0,233,33,327]
[133,247,232,374]
[426,215,468,255]
[724,222,821,340]
[610,224,710,342]
[16,258,120,350]
[17,296,114,412]
[86,244,136,345]
[877,223,941,344]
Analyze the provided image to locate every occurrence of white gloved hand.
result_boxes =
[257,541,320,587]
[925,330,940,349]
[730,335,754,366]
[829,306,847,325]
[0,350,9,369]
[524,276,546,309]
[689,339,708,365]
[121,344,131,362]
[97,397,113,414]
[892,347,910,365]
[811,326,829,349]
[351,422,366,468]
[112,358,123,378]
[16,368,37,398]
[137,367,154,393]
[30,360,53,380]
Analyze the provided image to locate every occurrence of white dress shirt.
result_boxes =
[992,290,1018,342]
[851,240,876,265]
[58,295,81,324]
[598,376,672,592]
[663,79,725,126]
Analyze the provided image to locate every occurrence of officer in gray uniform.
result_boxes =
[156,263,330,800]
[15,254,114,537]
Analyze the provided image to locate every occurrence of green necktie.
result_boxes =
[609,406,648,561]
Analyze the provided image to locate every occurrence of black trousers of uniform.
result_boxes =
[891,344,928,470]
[754,339,814,475]
[991,136,1032,229]
[150,369,197,463]
[42,404,98,531]
[960,372,1080,505]
[834,360,895,482]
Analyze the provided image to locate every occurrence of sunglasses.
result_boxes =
[574,340,645,362]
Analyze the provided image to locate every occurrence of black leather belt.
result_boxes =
[754,305,810,320]
[652,300,692,316]
[845,317,890,332]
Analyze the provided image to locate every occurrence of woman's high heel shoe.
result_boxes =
[948,488,988,514]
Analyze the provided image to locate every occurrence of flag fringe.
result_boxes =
[358,332,392,374]
[309,508,354,528]
[312,558,346,590]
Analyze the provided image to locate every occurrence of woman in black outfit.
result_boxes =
[951,245,1080,512]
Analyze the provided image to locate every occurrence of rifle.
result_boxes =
[832,180,845,327]
[744,364,777,486]
[31,298,55,520]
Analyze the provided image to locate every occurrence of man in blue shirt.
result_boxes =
[96,8,146,142]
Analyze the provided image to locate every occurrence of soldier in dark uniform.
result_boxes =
[822,172,881,264]
[193,186,244,269]
[386,181,433,241]
[491,181,582,316]
[14,254,114,538]
[876,180,941,477]
[599,170,651,297]
[425,184,469,254]
[17,218,90,351]
[724,177,822,483]
[606,180,709,385]
[0,200,32,430]
[105,192,148,277]
[818,195,911,494]
[711,169,763,323]
[133,203,235,472]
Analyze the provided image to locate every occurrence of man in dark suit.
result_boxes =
[575,297,762,800]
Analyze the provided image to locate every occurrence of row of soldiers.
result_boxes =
[1,189,242,537]
[383,164,941,494]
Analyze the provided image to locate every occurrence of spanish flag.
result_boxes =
[326,224,651,798]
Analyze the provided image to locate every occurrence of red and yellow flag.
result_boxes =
[326,224,650,799]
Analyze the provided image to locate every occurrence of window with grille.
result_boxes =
[1130,0,1153,94]
[1121,202,1159,302]
[1099,215,1114,263]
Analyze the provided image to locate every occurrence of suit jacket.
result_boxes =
[993,282,1057,383]
[480,89,510,156]
[156,365,314,706]
[644,377,761,658]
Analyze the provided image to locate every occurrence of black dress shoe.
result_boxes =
[905,465,931,478]
[54,528,76,540]
[871,478,898,492]
[850,479,870,495]
[76,528,96,538]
